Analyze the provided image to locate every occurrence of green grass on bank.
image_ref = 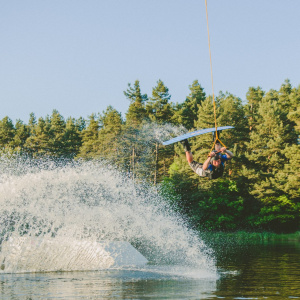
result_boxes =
[200,231,300,245]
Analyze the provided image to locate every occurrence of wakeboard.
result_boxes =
[162,126,234,146]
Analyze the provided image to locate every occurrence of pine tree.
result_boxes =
[99,106,123,134]
[14,119,30,150]
[97,106,123,162]
[75,117,86,132]
[0,117,15,148]
[244,94,298,205]
[77,114,99,158]
[28,113,37,135]
[246,97,292,174]
[146,79,174,123]
[49,110,66,156]
[64,118,82,158]
[24,117,52,156]
[124,80,148,127]
[245,86,264,130]
[172,80,206,130]
[278,79,292,114]
[287,84,300,134]
[217,92,249,151]
[272,144,300,200]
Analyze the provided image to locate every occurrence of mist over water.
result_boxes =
[0,124,215,277]
[138,123,187,144]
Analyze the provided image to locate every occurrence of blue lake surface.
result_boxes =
[1,240,299,299]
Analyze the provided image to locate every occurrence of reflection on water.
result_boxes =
[215,240,300,299]
[0,269,217,300]
[0,241,299,299]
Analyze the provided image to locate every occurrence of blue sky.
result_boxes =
[1,0,299,123]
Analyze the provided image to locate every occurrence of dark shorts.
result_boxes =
[189,161,207,177]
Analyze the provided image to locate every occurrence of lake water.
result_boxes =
[0,157,299,299]
[0,239,299,299]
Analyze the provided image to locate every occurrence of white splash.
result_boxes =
[1,237,148,272]
[0,155,216,276]
[139,122,187,144]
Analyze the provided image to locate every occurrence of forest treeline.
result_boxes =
[1,79,299,233]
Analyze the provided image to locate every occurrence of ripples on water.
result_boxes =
[1,242,299,300]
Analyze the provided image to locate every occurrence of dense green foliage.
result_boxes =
[1,79,299,232]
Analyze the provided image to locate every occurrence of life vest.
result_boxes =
[206,163,225,180]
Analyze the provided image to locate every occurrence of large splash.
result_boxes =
[0,147,215,275]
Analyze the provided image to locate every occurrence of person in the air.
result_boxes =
[181,139,233,179]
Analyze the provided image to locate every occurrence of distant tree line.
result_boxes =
[1,79,299,233]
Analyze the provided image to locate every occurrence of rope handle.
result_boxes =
[208,136,228,156]
[207,149,228,157]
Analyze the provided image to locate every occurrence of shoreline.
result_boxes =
[201,231,300,243]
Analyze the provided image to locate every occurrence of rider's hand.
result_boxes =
[221,147,227,153]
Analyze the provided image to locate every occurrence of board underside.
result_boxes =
[162,126,234,146]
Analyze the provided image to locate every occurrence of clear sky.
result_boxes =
[1,0,299,123]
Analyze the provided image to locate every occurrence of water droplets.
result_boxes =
[0,155,215,274]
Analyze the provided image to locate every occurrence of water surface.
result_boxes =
[1,240,299,299]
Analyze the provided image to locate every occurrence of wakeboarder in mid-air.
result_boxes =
[162,126,234,180]
[181,139,233,180]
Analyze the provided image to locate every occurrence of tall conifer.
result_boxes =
[77,114,99,158]
[147,80,173,123]
[124,80,148,127]
[49,110,66,156]
[172,80,206,130]
[0,117,15,148]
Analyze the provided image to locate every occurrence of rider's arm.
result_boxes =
[203,151,217,170]
[220,147,233,159]
[203,156,212,170]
